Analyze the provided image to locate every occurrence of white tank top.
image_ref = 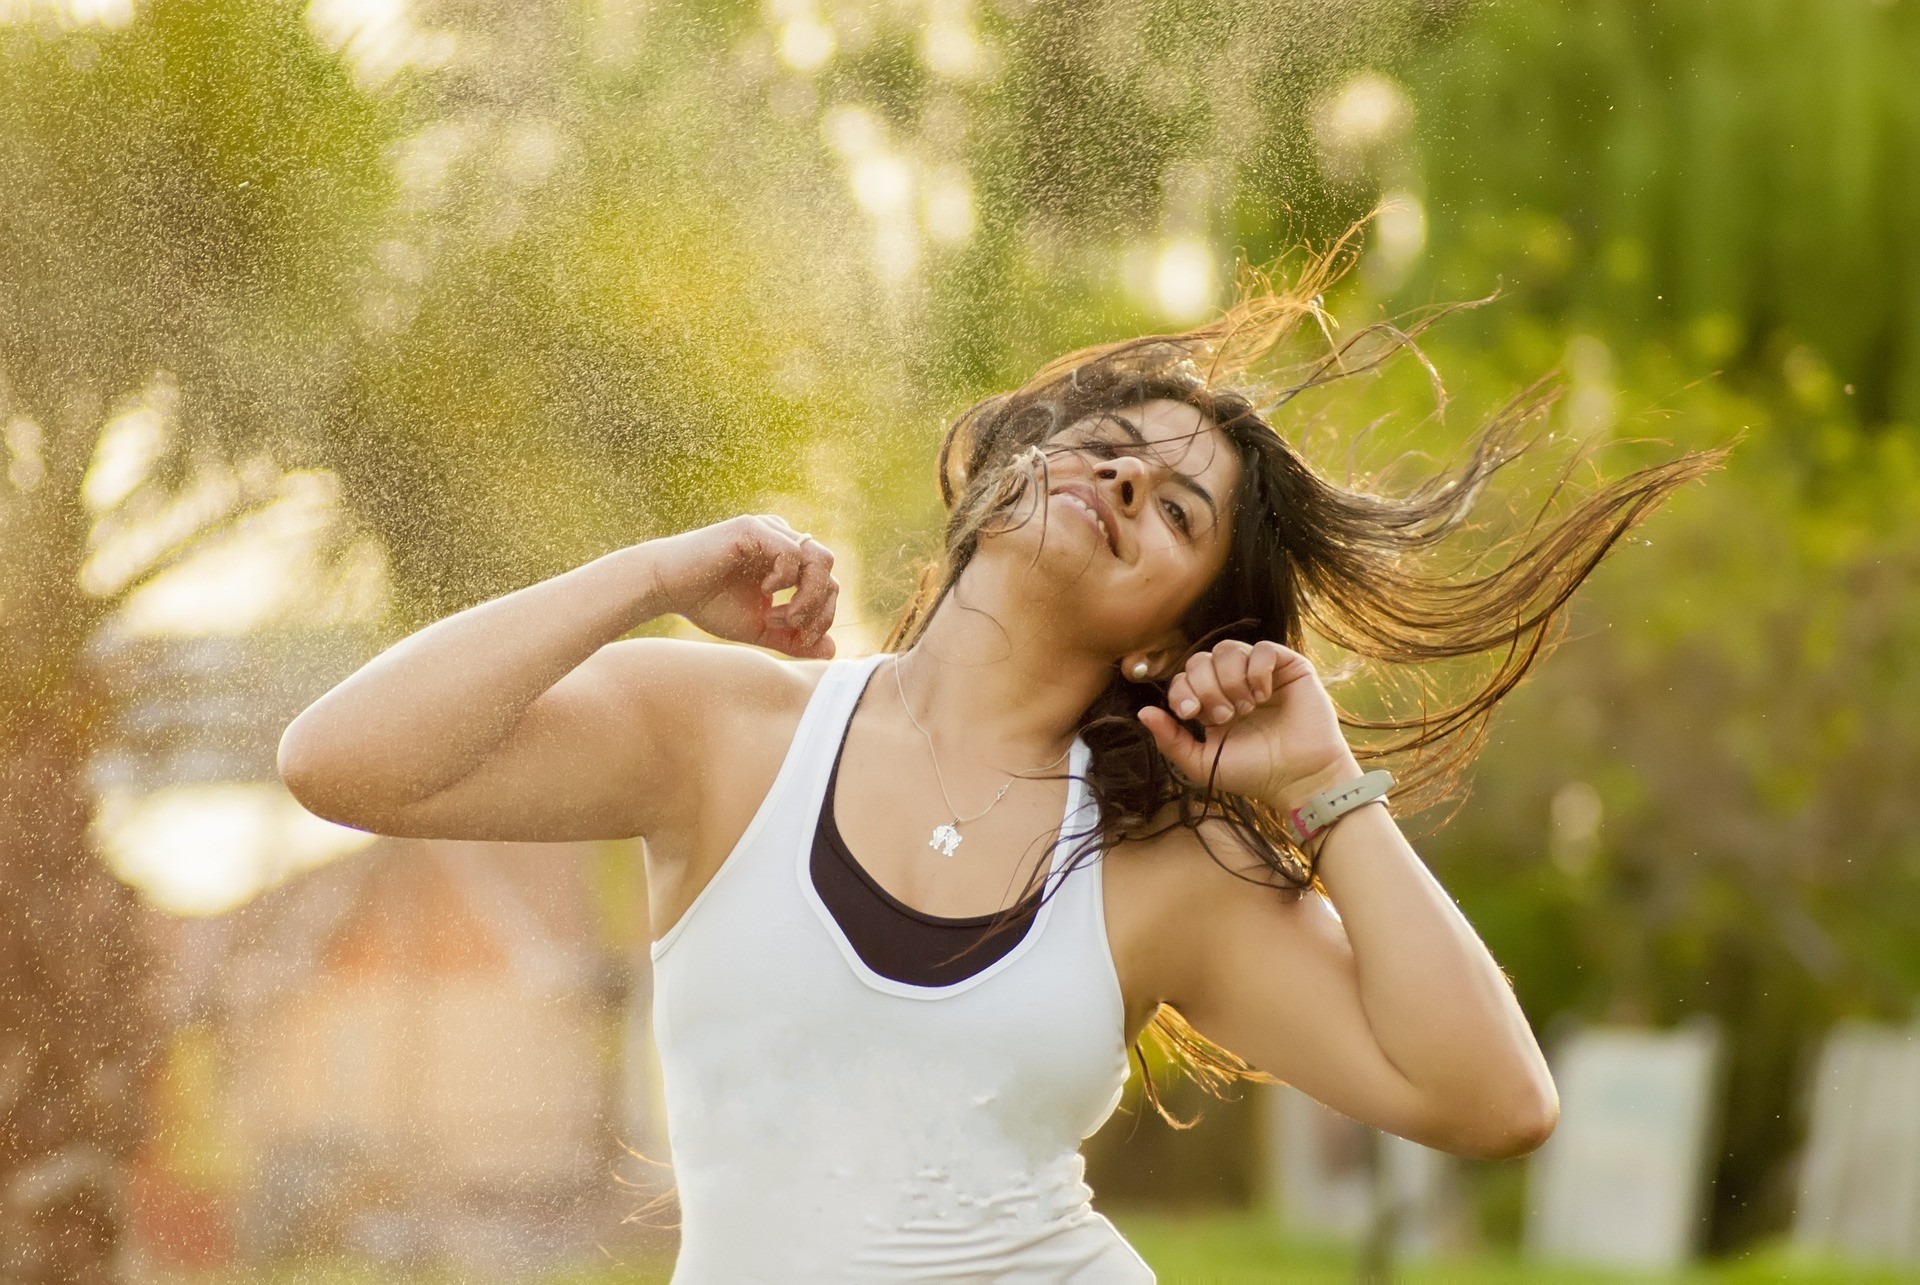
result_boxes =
[649,652,1153,1283]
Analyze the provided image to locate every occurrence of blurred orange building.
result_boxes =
[137,838,636,1273]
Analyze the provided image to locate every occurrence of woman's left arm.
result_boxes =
[1137,640,1560,1161]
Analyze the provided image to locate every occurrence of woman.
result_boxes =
[278,242,1722,1281]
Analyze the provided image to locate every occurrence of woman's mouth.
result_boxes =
[1050,487,1117,554]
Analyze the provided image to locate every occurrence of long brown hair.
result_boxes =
[882,224,1730,1125]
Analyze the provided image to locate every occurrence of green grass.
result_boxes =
[168,1209,1917,1283]
[1103,1208,1917,1284]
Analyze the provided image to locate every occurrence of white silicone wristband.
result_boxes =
[1281,769,1395,847]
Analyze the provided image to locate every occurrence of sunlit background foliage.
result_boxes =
[4,0,1919,1276]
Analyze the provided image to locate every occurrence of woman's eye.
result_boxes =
[1163,498,1190,534]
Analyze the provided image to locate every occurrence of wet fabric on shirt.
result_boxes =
[648,652,1153,1283]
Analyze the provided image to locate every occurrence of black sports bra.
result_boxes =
[809,671,1043,986]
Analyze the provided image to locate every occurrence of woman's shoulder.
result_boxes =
[593,638,838,853]
[572,630,837,783]
[602,635,834,709]
[1116,801,1297,898]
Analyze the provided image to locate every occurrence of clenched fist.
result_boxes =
[1135,639,1360,810]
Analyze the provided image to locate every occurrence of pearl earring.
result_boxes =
[1129,660,1150,680]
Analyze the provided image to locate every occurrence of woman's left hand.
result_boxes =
[1136,640,1361,810]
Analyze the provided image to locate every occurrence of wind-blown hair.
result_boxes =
[882,226,1729,1125]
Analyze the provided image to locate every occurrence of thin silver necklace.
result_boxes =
[890,653,1075,857]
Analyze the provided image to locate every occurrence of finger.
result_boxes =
[789,539,836,629]
[1182,654,1234,726]
[1210,642,1255,714]
[759,546,800,597]
[767,624,837,660]
[1167,672,1200,722]
[1137,705,1202,777]
[772,570,835,633]
[817,580,841,632]
[1268,644,1318,691]
[1248,641,1285,704]
[785,580,838,637]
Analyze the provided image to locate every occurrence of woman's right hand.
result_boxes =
[644,515,840,658]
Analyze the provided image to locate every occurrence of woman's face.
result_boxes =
[983,396,1242,653]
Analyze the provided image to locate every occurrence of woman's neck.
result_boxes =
[886,560,1113,774]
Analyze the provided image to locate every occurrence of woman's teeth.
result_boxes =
[1058,492,1111,550]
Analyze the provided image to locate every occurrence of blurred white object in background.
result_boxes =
[85,631,382,914]
[1793,1020,1920,1265]
[1261,1083,1471,1258]
[1525,1022,1723,1270]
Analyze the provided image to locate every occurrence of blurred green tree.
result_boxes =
[1,3,395,1272]
[1381,0,1920,1248]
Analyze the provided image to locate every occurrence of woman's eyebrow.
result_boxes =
[1094,414,1220,526]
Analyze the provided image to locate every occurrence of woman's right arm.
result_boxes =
[276,515,839,843]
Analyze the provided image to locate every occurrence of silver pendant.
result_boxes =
[929,823,963,857]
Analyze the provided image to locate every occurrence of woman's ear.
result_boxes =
[1121,633,1189,682]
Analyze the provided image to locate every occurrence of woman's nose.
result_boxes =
[1097,454,1152,512]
